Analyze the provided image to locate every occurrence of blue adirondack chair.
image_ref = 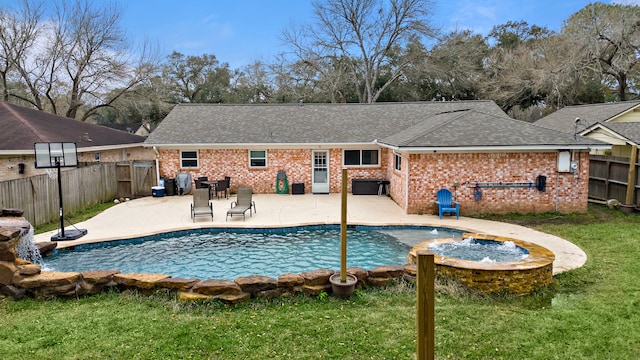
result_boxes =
[435,188,459,219]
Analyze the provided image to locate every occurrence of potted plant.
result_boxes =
[329,168,358,296]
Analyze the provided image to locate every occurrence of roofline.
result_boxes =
[377,143,611,153]
[608,102,640,121]
[145,142,610,152]
[582,123,639,147]
[144,142,380,149]
[0,143,146,156]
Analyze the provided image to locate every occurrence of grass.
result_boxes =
[2,204,639,359]
[34,202,117,234]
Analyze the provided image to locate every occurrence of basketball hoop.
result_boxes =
[34,142,87,241]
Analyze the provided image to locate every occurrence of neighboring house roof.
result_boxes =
[534,100,640,134]
[99,123,142,133]
[145,101,608,151]
[590,122,640,146]
[99,122,157,136]
[0,101,146,154]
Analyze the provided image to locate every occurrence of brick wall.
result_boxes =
[158,148,389,194]
[158,147,590,215]
[405,151,590,215]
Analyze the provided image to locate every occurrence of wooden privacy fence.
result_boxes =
[0,161,156,227]
[589,155,640,206]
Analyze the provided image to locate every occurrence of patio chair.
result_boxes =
[191,188,213,222]
[226,187,256,221]
[196,176,209,189]
[435,188,459,219]
[214,179,228,199]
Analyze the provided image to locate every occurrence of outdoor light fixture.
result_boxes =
[34,142,88,241]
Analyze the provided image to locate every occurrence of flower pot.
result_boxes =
[620,204,635,214]
[329,273,358,297]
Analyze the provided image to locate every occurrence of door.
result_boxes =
[312,150,330,193]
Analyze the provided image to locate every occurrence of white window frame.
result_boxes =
[342,149,379,167]
[394,153,401,171]
[180,150,199,168]
[249,150,267,168]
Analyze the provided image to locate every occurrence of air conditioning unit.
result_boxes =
[569,161,578,173]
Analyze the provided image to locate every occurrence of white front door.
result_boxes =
[312,150,330,194]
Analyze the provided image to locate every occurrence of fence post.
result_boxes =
[416,250,435,360]
[626,146,638,204]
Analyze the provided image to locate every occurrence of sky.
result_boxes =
[119,0,639,69]
[2,0,637,70]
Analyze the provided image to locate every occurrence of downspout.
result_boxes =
[153,146,161,186]
[404,154,409,212]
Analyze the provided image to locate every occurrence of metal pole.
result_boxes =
[57,159,65,238]
[416,250,435,360]
[340,167,347,282]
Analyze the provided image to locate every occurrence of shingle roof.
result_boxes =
[380,109,602,148]
[598,122,640,145]
[534,100,640,134]
[145,101,606,149]
[0,101,146,151]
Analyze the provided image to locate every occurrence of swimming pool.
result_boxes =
[45,226,459,280]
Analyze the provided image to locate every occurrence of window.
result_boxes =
[343,149,379,166]
[180,150,198,168]
[394,154,401,171]
[94,152,100,162]
[249,150,267,168]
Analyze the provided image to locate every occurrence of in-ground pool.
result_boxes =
[45,226,461,280]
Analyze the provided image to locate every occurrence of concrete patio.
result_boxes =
[34,193,587,275]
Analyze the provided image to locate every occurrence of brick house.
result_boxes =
[0,101,154,182]
[144,101,609,215]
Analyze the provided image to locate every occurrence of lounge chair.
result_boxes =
[191,188,213,222]
[226,187,256,221]
[435,188,459,219]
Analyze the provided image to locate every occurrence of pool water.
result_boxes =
[428,238,529,263]
[45,228,415,280]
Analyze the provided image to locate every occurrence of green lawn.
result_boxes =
[2,205,639,359]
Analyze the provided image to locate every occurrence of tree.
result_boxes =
[228,61,275,103]
[0,0,43,103]
[162,51,230,103]
[488,20,552,49]
[283,0,437,103]
[563,2,640,101]
[426,30,489,101]
[0,0,160,121]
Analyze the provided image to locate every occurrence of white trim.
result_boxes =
[376,143,610,152]
[1,143,147,156]
[146,142,611,153]
[248,149,268,168]
[144,142,378,149]
[180,150,199,168]
[580,123,639,147]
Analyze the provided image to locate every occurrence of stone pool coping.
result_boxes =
[34,194,587,275]
[407,234,556,272]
